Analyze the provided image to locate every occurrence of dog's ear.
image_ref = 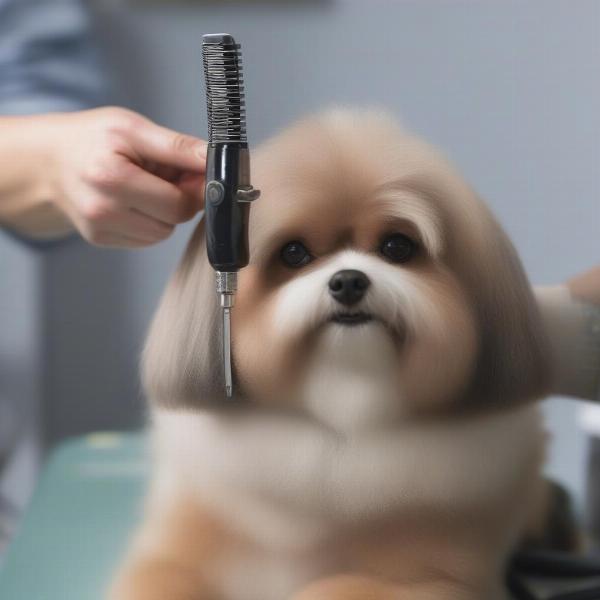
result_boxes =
[458,198,552,407]
[141,218,223,408]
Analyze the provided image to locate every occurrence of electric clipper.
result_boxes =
[202,33,260,398]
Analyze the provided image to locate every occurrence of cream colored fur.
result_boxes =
[111,108,551,600]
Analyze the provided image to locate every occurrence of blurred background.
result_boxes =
[0,0,598,553]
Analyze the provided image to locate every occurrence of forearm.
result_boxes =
[535,267,600,402]
[0,115,73,239]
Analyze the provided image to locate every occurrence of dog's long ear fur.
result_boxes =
[142,219,223,408]
[456,195,552,408]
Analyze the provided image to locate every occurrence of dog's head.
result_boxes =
[143,109,550,431]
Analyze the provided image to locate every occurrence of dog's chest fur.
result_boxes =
[151,403,544,599]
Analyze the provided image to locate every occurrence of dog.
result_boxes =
[111,109,551,600]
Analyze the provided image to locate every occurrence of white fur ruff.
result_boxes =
[151,402,544,600]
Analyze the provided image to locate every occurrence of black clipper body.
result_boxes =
[202,33,260,397]
[205,143,257,272]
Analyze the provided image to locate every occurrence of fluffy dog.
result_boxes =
[111,109,551,600]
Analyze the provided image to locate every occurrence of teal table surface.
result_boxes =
[0,432,148,600]
[1,432,596,600]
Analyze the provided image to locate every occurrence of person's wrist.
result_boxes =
[29,113,76,238]
[1,113,74,239]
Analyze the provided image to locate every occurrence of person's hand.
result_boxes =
[45,107,206,247]
[567,266,600,306]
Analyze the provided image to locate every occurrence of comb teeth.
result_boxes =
[202,34,247,143]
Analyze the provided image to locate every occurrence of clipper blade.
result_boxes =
[202,33,246,143]
[223,307,232,398]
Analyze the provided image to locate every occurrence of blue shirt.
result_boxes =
[0,0,108,115]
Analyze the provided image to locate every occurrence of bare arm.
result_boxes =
[0,113,71,238]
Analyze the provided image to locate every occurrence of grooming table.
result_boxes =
[1,432,598,600]
[0,433,147,600]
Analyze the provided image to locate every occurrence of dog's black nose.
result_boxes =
[328,270,370,306]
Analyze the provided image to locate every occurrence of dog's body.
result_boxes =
[112,110,550,600]
[142,405,545,600]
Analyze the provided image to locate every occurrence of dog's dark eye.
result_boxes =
[280,241,312,268]
[380,233,417,263]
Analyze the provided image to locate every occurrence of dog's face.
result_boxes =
[143,110,550,430]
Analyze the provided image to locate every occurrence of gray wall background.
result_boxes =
[2,0,599,504]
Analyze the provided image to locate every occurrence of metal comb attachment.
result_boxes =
[202,33,246,143]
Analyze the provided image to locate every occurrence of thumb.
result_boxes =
[129,118,207,172]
